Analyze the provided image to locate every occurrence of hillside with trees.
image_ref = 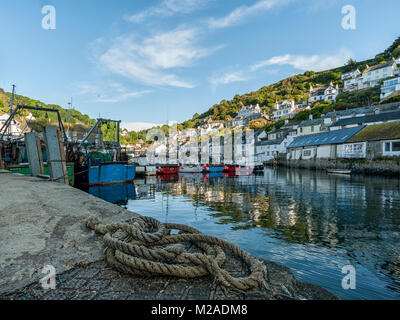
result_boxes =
[178,36,400,132]
[1,36,399,144]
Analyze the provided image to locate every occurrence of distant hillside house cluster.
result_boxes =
[254,102,400,163]
[343,59,400,98]
[226,104,269,128]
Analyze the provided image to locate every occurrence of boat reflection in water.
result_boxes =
[88,178,156,206]
[87,168,400,300]
[157,174,179,183]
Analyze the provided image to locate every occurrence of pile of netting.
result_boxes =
[86,215,268,292]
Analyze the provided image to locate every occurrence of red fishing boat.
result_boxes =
[156,164,180,175]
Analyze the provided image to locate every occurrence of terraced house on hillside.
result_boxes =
[308,82,339,103]
[344,59,400,93]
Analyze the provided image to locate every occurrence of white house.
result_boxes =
[255,128,296,163]
[341,69,361,80]
[0,114,22,136]
[360,60,399,89]
[272,100,299,121]
[380,76,400,100]
[309,83,339,103]
[343,73,363,93]
[287,126,365,161]
[227,104,267,128]
[237,104,261,118]
[198,118,224,136]
[339,121,400,159]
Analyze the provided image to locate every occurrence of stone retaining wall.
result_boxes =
[271,158,400,177]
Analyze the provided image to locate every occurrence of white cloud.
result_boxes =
[208,0,291,29]
[210,72,247,87]
[121,122,162,132]
[126,0,209,23]
[251,49,354,72]
[96,28,217,88]
[73,81,152,103]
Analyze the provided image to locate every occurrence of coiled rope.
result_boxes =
[86,216,268,292]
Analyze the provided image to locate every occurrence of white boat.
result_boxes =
[327,169,352,175]
[235,166,254,176]
[129,157,156,176]
[180,165,203,173]
[145,165,157,176]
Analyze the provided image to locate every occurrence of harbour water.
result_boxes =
[87,168,400,300]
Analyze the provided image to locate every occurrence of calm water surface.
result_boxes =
[88,168,400,300]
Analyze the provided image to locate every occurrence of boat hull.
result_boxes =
[235,166,254,176]
[180,166,203,173]
[88,163,136,186]
[157,165,180,175]
[327,169,352,175]
[136,165,157,176]
[204,165,224,173]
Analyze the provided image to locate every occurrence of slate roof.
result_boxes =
[364,61,396,73]
[288,126,365,148]
[257,139,284,146]
[332,111,400,127]
[299,118,324,127]
[324,106,374,119]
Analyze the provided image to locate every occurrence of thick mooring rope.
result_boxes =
[86,216,268,292]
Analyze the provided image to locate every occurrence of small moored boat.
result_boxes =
[157,164,180,175]
[180,165,203,173]
[203,165,224,173]
[327,169,352,175]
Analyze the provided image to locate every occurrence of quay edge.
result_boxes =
[267,158,400,177]
[0,172,337,300]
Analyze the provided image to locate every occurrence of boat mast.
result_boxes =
[7,85,16,136]
[9,85,16,113]
[67,98,72,139]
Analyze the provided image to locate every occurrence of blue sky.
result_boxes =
[1,0,399,131]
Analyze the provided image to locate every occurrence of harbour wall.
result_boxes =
[268,158,400,177]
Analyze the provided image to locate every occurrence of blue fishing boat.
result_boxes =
[203,165,224,173]
[74,118,136,186]
[88,162,136,186]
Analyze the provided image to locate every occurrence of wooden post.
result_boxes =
[57,127,69,184]
[0,142,4,169]
[25,133,44,176]
[44,126,68,184]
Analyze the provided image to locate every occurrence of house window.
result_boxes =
[385,143,391,152]
[303,150,311,156]
[353,144,363,153]
[311,126,314,132]
[345,145,353,153]
[300,128,303,133]
[393,142,400,152]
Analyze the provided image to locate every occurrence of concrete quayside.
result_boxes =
[0,172,337,300]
